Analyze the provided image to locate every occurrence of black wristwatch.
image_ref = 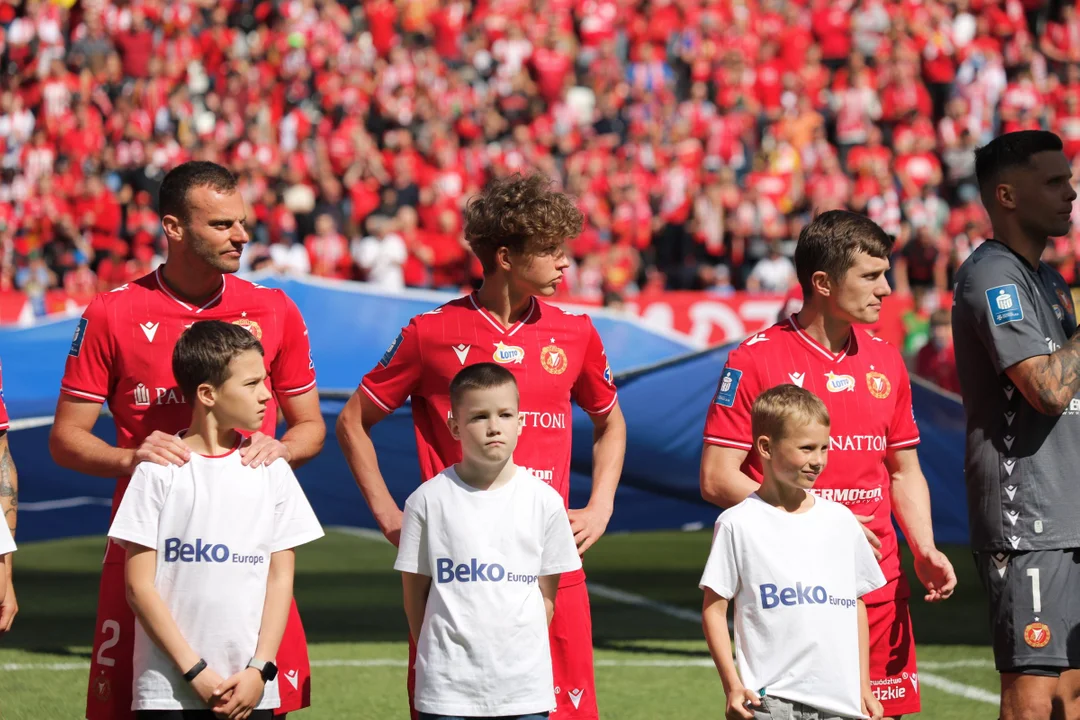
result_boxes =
[183,658,207,683]
[247,658,278,683]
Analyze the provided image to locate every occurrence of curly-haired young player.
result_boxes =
[338,173,626,720]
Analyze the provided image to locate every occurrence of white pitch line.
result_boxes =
[920,659,995,670]
[587,582,704,625]
[917,673,1000,704]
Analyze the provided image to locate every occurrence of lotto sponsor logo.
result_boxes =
[435,557,538,585]
[824,371,856,392]
[493,341,526,364]
[758,582,853,609]
[163,538,264,565]
[871,676,909,701]
[810,487,884,504]
[829,434,886,452]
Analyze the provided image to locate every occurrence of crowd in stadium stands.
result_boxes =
[0,0,1072,374]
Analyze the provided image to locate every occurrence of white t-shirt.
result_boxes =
[108,444,325,711]
[394,466,582,717]
[700,494,885,719]
[0,519,15,555]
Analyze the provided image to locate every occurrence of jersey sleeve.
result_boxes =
[393,491,429,576]
[359,318,425,414]
[270,459,325,552]
[888,355,921,449]
[270,293,318,397]
[571,319,618,416]
[0,358,9,432]
[698,517,738,599]
[958,255,1054,373]
[540,487,583,576]
[702,345,761,450]
[60,295,114,403]
[106,464,164,550]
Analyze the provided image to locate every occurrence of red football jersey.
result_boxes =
[361,293,618,587]
[0,358,8,431]
[703,318,920,603]
[61,268,316,561]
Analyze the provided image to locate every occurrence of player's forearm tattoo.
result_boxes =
[0,438,16,537]
[1030,336,1080,415]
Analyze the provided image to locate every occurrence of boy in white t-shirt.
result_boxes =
[701,384,886,720]
[108,320,324,720]
[394,363,582,720]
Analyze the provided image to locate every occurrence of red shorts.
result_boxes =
[85,545,312,719]
[407,579,598,720]
[867,596,921,717]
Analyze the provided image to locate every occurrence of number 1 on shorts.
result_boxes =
[1027,568,1042,614]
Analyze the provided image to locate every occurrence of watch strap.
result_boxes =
[183,658,207,683]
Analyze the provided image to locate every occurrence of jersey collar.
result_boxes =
[155,267,227,313]
[787,316,854,363]
[468,293,536,336]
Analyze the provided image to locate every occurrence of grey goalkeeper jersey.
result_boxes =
[952,240,1080,552]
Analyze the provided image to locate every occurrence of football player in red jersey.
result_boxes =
[701,210,956,719]
[48,162,325,720]
[337,174,626,720]
[0,357,18,635]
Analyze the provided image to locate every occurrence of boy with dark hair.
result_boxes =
[955,130,1080,719]
[108,321,323,719]
[396,363,581,720]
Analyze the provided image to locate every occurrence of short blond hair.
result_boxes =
[751,384,830,442]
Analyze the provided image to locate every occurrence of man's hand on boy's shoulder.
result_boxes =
[239,432,291,469]
[212,667,266,718]
[130,430,192,472]
[725,686,760,720]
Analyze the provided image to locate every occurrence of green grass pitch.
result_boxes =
[0,530,997,719]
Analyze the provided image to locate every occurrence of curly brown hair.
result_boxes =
[463,173,583,274]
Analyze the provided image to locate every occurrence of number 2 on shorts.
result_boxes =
[96,619,120,667]
[1027,568,1042,614]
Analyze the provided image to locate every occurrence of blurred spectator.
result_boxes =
[305,214,351,280]
[354,215,407,291]
[915,308,961,394]
[746,241,797,294]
